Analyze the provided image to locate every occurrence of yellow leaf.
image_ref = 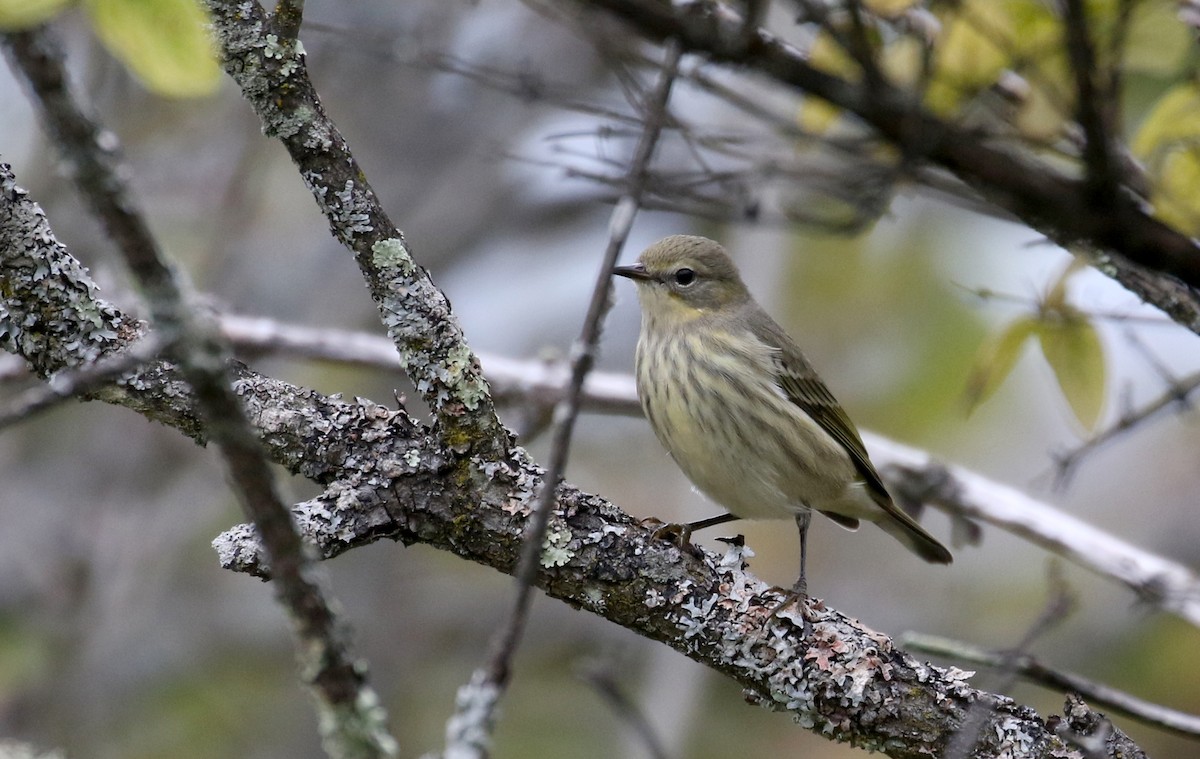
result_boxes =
[1043,255,1089,312]
[0,0,72,29]
[808,28,859,82]
[1123,0,1190,77]
[1132,82,1200,236]
[84,0,219,98]
[797,96,843,135]
[963,315,1039,414]
[1037,311,1106,430]
[865,0,917,16]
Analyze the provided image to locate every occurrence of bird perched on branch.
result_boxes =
[614,235,951,604]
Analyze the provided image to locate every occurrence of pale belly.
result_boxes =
[635,330,868,521]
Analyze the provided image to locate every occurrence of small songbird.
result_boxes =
[614,235,951,600]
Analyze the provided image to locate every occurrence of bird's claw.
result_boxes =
[766,585,815,637]
[640,518,703,557]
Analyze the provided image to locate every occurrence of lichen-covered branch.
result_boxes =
[220,313,1200,630]
[4,154,1145,758]
[199,0,509,459]
[1,26,397,756]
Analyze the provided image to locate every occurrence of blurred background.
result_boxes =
[2,1,1199,757]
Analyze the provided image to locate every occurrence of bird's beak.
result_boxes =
[613,262,651,281]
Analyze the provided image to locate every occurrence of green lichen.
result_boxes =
[370,238,415,275]
[540,523,574,568]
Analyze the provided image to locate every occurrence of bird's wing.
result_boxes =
[772,347,893,507]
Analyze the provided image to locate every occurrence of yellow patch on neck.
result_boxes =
[639,287,705,328]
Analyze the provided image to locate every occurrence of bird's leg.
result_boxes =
[793,509,811,599]
[766,511,814,634]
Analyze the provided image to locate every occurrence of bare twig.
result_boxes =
[945,563,1077,759]
[0,334,163,431]
[1053,369,1200,487]
[2,27,396,759]
[903,632,1200,739]
[576,0,1200,332]
[578,659,670,759]
[441,40,683,759]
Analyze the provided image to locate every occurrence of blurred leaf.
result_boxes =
[1037,309,1106,430]
[0,0,72,29]
[865,0,917,16]
[1043,255,1089,312]
[84,0,219,98]
[797,95,843,135]
[1123,0,1191,76]
[1133,82,1200,236]
[808,27,859,82]
[963,314,1039,414]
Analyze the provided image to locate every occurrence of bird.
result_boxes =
[613,235,951,602]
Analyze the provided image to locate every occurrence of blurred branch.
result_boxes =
[945,562,1077,759]
[1053,369,1200,487]
[201,0,509,461]
[0,334,163,431]
[219,312,643,417]
[443,39,682,759]
[903,632,1200,740]
[2,27,396,759]
[578,659,669,759]
[877,434,1200,628]
[572,0,1200,335]
[1062,0,1120,211]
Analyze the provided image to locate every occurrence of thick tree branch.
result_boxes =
[4,159,1139,758]
[213,313,1200,629]
[200,0,509,460]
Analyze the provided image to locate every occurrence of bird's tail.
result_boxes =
[875,509,953,564]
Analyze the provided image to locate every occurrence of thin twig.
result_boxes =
[578,659,670,759]
[2,26,396,759]
[0,335,164,431]
[945,562,1077,759]
[1053,369,1200,487]
[441,40,682,759]
[903,632,1200,739]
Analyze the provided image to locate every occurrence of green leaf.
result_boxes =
[1037,310,1106,430]
[0,0,72,29]
[963,315,1039,414]
[84,0,219,98]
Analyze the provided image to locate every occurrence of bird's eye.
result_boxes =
[673,268,696,286]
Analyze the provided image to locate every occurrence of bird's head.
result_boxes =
[613,235,750,326]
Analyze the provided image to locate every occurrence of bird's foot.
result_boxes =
[639,518,703,558]
[765,580,815,636]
